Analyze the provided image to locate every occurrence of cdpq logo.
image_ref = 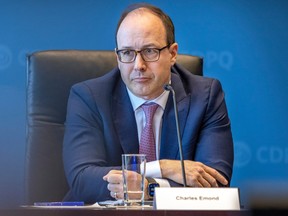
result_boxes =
[189,50,234,71]
[234,141,288,168]
[257,146,288,164]
[234,141,252,168]
[0,45,12,70]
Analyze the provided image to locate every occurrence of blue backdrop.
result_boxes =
[1,0,287,208]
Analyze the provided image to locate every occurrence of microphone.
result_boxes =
[163,84,187,187]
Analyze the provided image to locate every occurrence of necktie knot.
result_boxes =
[141,103,159,125]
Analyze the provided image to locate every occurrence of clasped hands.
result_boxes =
[103,160,228,199]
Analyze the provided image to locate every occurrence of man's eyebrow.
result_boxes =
[119,46,133,49]
[119,44,159,50]
[142,43,158,48]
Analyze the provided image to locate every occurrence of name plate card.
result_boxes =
[154,187,240,210]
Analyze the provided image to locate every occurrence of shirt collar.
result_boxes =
[127,87,170,111]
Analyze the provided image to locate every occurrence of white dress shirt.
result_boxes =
[127,87,170,187]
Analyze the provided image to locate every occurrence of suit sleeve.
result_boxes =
[194,79,234,183]
[63,82,120,203]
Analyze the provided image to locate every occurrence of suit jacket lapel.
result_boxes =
[112,79,139,154]
[160,73,191,159]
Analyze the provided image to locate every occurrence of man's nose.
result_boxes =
[133,52,146,71]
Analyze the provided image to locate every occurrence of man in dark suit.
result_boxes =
[63,3,233,203]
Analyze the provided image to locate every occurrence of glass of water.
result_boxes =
[122,154,146,206]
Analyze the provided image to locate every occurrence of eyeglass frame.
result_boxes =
[115,44,170,63]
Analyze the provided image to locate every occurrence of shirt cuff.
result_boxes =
[154,178,170,187]
[146,160,162,178]
[146,160,170,187]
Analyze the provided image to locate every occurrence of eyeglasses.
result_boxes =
[116,45,170,63]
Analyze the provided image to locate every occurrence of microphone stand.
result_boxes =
[164,84,187,187]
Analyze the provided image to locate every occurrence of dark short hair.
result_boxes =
[115,3,175,47]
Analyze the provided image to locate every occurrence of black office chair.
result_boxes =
[25,50,203,204]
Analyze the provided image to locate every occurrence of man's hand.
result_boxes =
[103,170,124,199]
[159,160,228,187]
[103,170,149,200]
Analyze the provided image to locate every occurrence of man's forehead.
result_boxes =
[116,8,166,48]
[122,8,162,24]
[118,10,164,35]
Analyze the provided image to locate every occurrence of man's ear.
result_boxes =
[169,43,178,66]
[114,48,121,69]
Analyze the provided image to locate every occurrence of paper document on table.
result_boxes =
[29,202,103,209]
[22,199,153,209]
[22,200,120,209]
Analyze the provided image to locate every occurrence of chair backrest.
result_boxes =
[25,50,203,204]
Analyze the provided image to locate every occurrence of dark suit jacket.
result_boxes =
[63,63,234,203]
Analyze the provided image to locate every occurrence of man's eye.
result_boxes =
[122,50,132,56]
[144,48,156,55]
